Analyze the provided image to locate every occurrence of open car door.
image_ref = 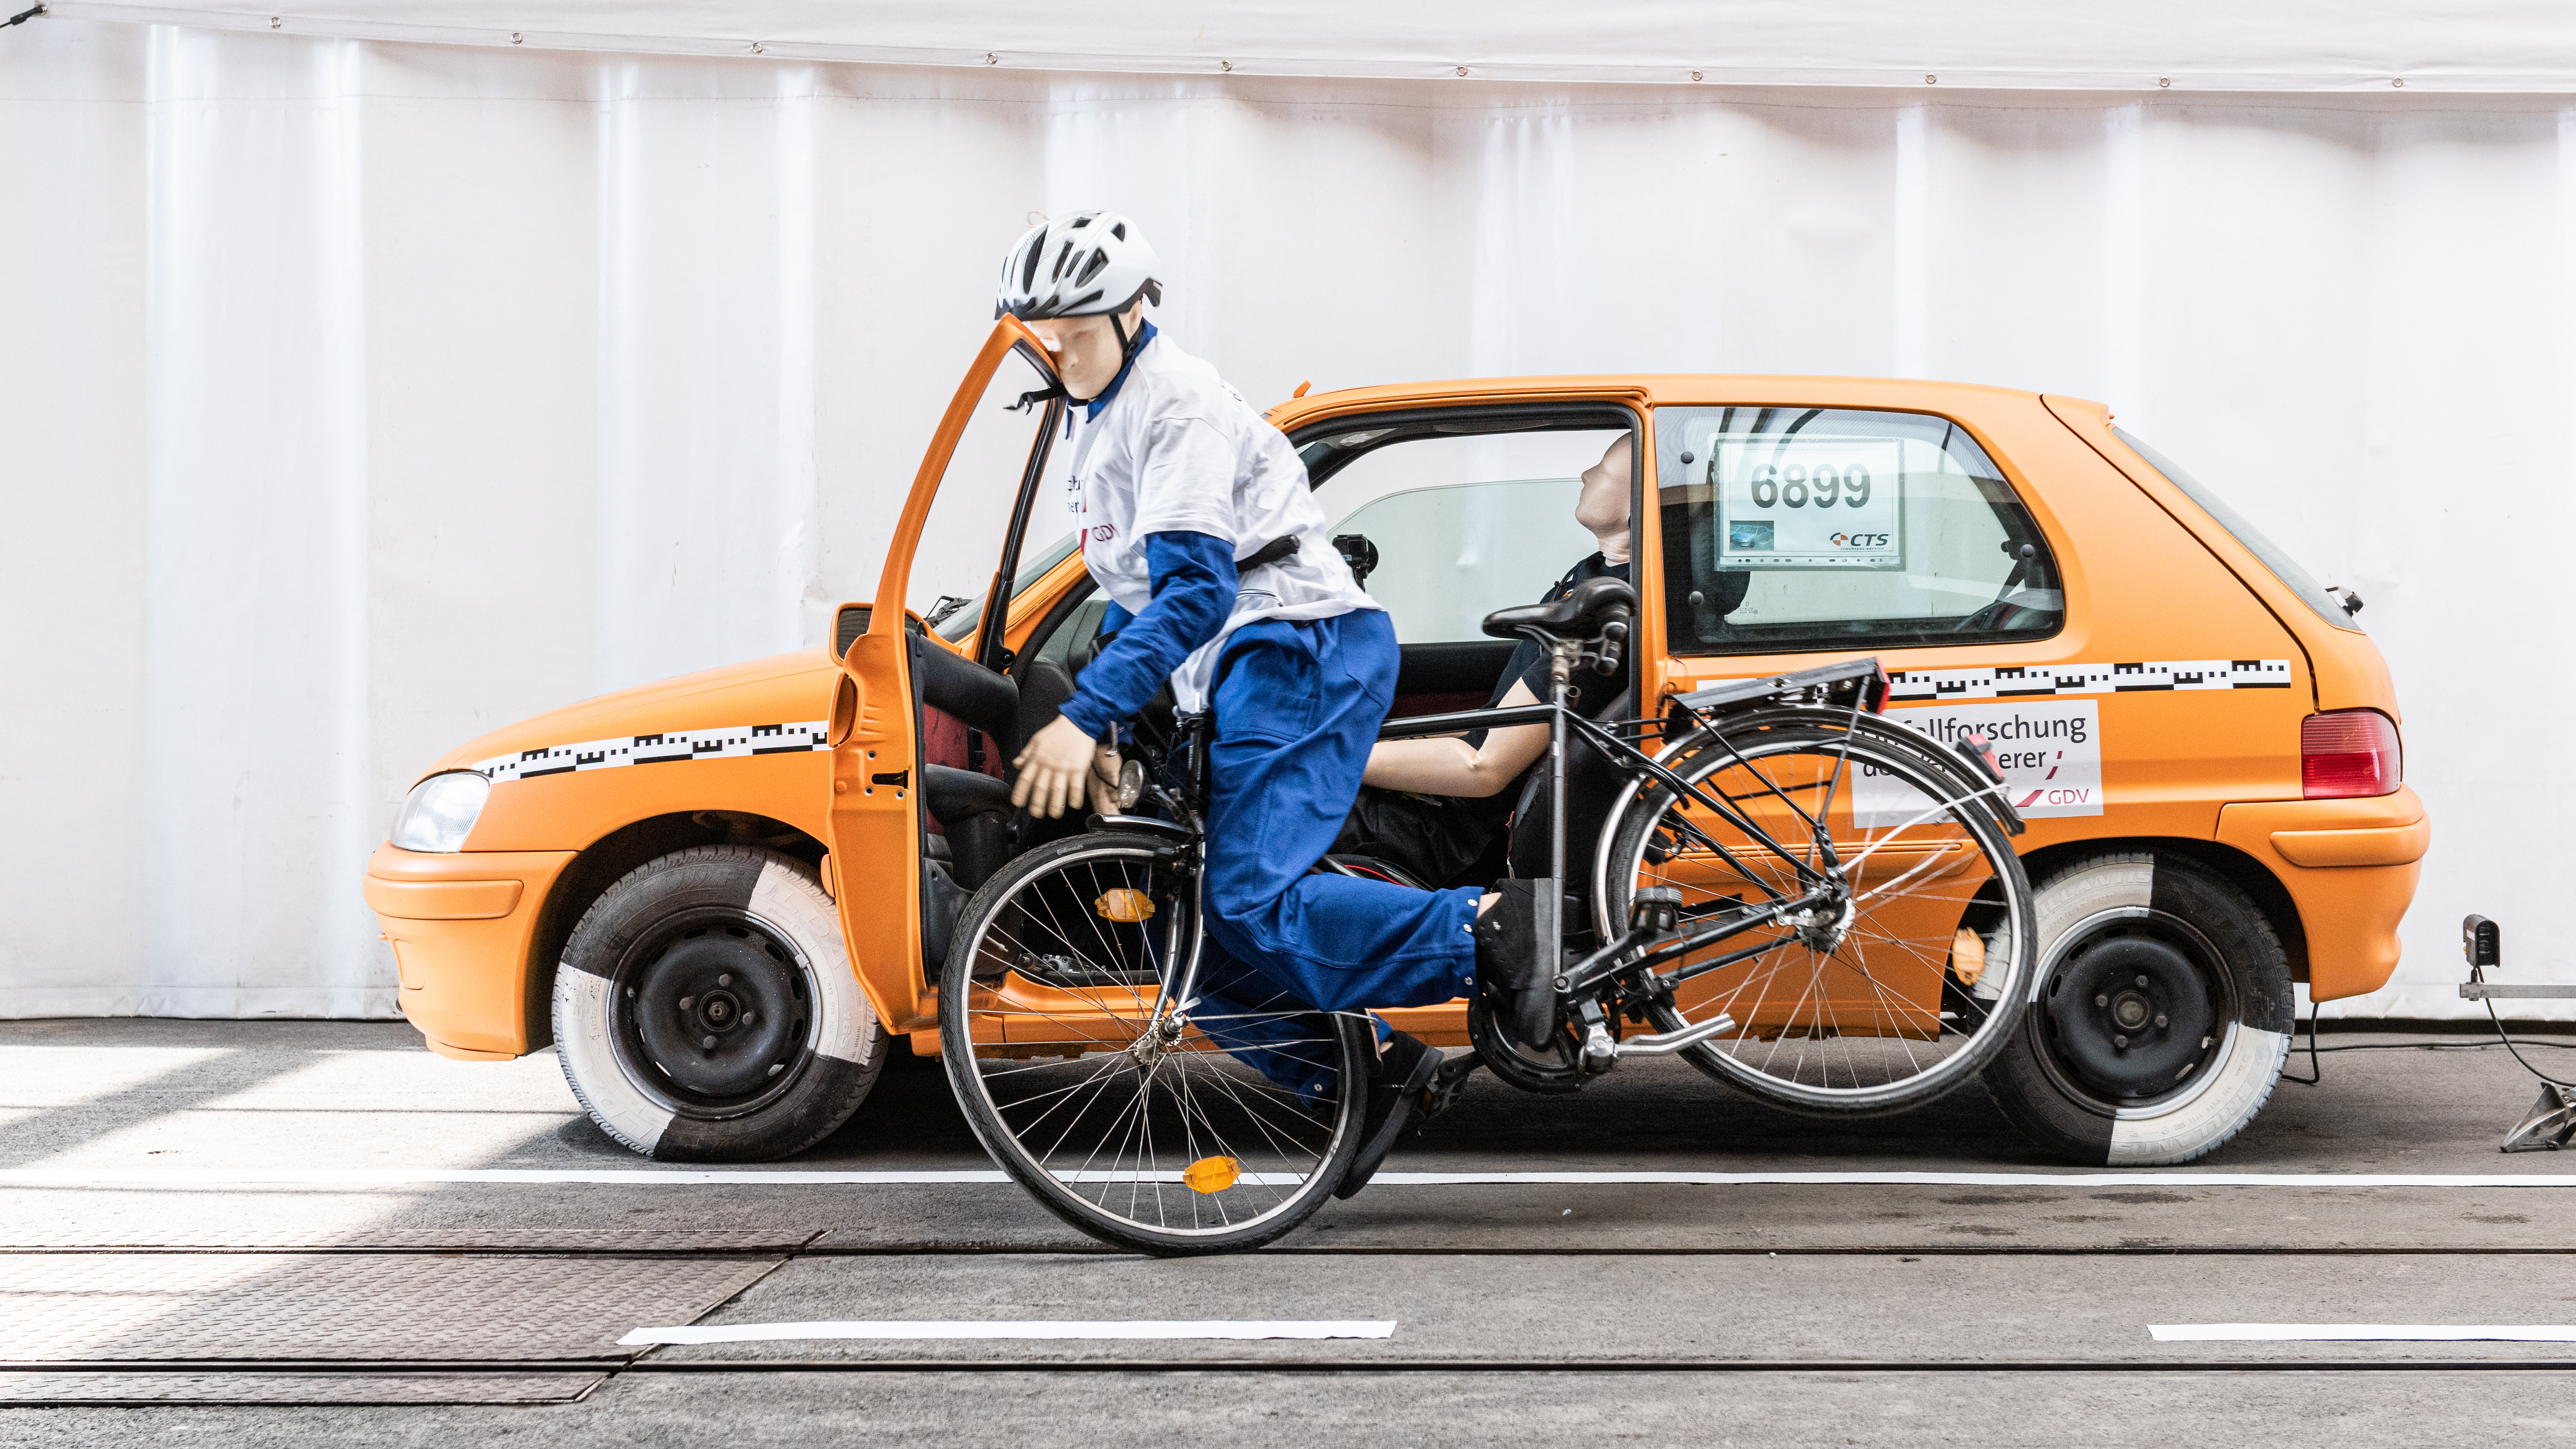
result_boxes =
[829,319,1068,1036]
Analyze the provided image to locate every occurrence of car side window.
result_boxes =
[1328,477,1599,643]
[1309,427,1628,644]
[1656,406,2061,655]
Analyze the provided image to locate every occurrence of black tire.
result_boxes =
[553,845,887,1161]
[1981,850,2293,1165]
[1600,712,2037,1116]
[941,831,1370,1256]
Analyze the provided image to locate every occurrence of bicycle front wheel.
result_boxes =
[1602,711,2036,1115]
[939,831,1369,1255]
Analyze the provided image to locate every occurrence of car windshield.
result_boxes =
[2113,429,2362,634]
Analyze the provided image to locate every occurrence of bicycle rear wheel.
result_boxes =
[940,831,1369,1255]
[1601,711,2035,1115]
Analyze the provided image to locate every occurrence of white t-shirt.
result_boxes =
[1065,330,1379,713]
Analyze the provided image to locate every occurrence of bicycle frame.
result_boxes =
[1111,641,2011,1072]
[1374,647,2011,1056]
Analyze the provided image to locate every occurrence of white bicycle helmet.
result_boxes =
[995,211,1163,324]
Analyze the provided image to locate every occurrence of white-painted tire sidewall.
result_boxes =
[554,848,880,1161]
[1991,852,2292,1167]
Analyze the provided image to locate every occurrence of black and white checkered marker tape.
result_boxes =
[473,721,829,784]
[1884,659,2292,702]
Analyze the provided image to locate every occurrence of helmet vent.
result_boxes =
[1110,221,1127,240]
[1075,249,1109,285]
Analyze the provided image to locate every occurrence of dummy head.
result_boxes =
[1024,300,1147,402]
[995,210,1163,403]
[1574,436,1634,564]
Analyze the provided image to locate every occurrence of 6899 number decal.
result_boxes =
[1744,462,1874,511]
[1712,435,1904,569]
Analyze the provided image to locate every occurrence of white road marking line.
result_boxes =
[7,1168,2576,1187]
[621,1319,1398,1346]
[2152,1324,2576,1343]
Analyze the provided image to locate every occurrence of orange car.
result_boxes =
[365,318,2425,1166]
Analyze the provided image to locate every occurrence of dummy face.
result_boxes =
[1024,301,1147,402]
[1574,437,1634,562]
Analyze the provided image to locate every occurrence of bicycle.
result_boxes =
[938,577,2037,1255]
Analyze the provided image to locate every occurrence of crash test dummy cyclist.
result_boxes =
[995,211,1554,1196]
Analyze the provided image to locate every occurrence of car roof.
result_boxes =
[1270,374,2068,428]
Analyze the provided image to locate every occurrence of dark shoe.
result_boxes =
[1334,1031,1442,1200]
[1474,879,1557,1050]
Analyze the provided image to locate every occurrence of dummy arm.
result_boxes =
[1014,531,1236,818]
[1362,678,1548,797]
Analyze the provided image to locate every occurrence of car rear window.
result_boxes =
[2111,429,2363,635]
[1655,406,2062,656]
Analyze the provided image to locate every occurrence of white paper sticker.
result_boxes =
[1853,700,2103,828]
[1708,433,1904,569]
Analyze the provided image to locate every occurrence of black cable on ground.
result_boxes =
[2279,1016,2576,1085]
[2484,999,2576,1089]
[3,5,45,30]
[2281,1007,2322,1085]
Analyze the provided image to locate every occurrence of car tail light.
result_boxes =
[2301,710,2401,799]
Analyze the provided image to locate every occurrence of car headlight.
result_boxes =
[390,771,491,852]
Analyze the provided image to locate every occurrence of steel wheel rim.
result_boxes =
[2030,905,2240,1119]
[609,905,820,1119]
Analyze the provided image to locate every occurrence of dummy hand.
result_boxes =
[1012,715,1104,819]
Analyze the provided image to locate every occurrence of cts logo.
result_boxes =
[1090,524,1118,542]
[1830,532,1891,548]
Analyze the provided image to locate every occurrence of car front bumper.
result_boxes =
[364,841,577,1060]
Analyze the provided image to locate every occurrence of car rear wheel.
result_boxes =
[1981,851,2293,1166]
[554,844,887,1161]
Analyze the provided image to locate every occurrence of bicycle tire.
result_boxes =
[1600,709,2036,1116]
[940,830,1369,1255]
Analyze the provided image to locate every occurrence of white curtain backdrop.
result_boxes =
[4,15,2568,1020]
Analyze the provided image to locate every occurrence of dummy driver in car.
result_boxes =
[995,211,1551,1197]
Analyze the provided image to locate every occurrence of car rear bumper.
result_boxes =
[364,842,577,1059]
[2215,786,2428,1003]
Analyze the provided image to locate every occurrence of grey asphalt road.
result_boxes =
[5,1017,2576,1445]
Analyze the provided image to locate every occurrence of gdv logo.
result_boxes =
[1830,532,1891,548]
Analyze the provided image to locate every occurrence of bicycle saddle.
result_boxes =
[1481,575,1636,641]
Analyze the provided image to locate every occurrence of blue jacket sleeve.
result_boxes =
[1057,531,1237,738]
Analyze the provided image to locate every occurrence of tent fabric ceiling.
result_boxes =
[40,0,2576,92]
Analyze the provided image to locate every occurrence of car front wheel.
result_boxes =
[1982,850,2294,1166]
[554,845,886,1161]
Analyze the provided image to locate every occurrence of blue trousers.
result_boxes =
[1190,610,1482,1098]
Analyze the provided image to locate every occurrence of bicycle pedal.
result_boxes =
[1420,1051,1482,1119]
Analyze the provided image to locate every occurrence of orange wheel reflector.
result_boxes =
[1095,888,1157,923]
[1951,927,1987,987]
[1184,1155,1241,1194]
